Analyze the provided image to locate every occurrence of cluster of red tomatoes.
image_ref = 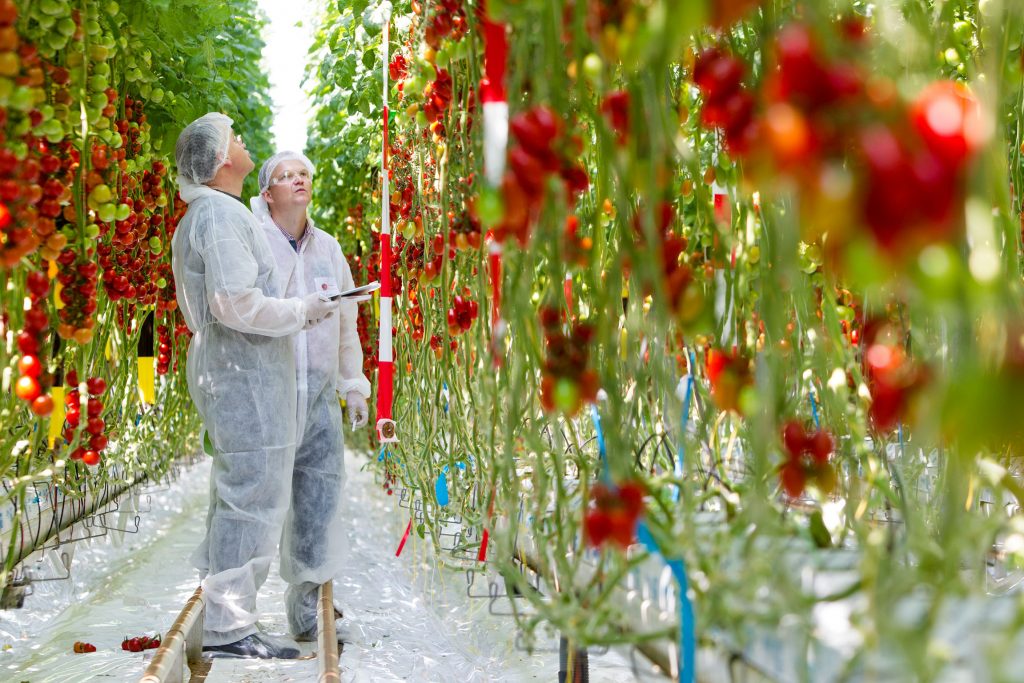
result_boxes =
[421,67,453,135]
[583,480,646,550]
[705,346,752,414]
[779,420,836,498]
[635,202,703,325]
[694,20,983,260]
[693,46,757,154]
[561,215,592,269]
[429,332,459,359]
[446,291,479,336]
[449,205,482,251]
[53,248,98,344]
[13,271,53,416]
[538,306,599,417]
[64,372,108,466]
[600,90,630,145]
[121,634,161,652]
[495,106,589,245]
[156,323,173,376]
[422,0,468,51]
[862,320,928,432]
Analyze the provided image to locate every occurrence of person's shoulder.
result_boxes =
[314,228,344,254]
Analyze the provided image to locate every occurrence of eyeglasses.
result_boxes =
[271,169,312,185]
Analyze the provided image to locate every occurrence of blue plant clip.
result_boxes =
[590,405,611,484]
[809,384,820,429]
[637,521,695,683]
[435,466,449,507]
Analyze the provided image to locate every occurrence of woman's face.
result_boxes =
[264,159,312,213]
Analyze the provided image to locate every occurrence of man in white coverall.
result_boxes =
[250,150,371,643]
[171,114,340,659]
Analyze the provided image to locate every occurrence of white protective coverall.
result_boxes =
[172,182,308,646]
[251,195,371,637]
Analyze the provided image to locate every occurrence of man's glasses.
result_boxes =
[271,169,312,185]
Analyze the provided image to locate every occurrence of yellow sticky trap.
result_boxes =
[373,289,380,319]
[49,260,64,310]
[620,327,627,361]
[48,386,65,448]
[138,356,155,404]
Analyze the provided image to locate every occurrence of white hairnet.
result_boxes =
[258,150,315,194]
[175,112,233,187]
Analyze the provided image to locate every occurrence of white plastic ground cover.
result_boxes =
[0,450,659,682]
[0,457,213,681]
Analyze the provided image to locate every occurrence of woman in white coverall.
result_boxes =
[171,114,340,659]
[251,151,371,643]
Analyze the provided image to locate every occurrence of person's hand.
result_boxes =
[302,293,339,330]
[346,392,368,428]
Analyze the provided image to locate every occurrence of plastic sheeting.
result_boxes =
[0,452,659,682]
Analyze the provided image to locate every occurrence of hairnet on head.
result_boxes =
[175,112,234,186]
[258,151,315,193]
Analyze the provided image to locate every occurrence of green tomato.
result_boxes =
[85,19,101,36]
[36,14,57,30]
[42,118,63,140]
[89,44,109,62]
[106,1,120,16]
[553,378,580,414]
[9,86,34,112]
[953,20,973,44]
[476,186,503,228]
[415,110,428,128]
[85,223,100,240]
[115,203,132,222]
[10,117,29,137]
[582,53,603,83]
[916,244,959,298]
[90,184,113,205]
[149,236,163,253]
[97,202,116,223]
[39,0,65,17]
[156,277,167,289]
[150,87,164,103]
[56,17,76,37]
[943,47,961,67]
[88,74,109,93]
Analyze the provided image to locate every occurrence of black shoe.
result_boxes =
[202,633,300,659]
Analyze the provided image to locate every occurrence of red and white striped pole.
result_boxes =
[478,2,508,562]
[480,2,508,368]
[376,13,396,443]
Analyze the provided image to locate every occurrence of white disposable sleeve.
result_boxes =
[193,204,306,337]
[334,246,372,398]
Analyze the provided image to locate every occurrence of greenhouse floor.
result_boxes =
[0,450,656,682]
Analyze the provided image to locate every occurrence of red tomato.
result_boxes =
[82,450,100,466]
[86,376,106,396]
[17,354,41,378]
[910,81,983,167]
[14,376,40,402]
[30,395,53,416]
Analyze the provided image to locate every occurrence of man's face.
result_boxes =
[226,131,255,176]
[264,159,312,213]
